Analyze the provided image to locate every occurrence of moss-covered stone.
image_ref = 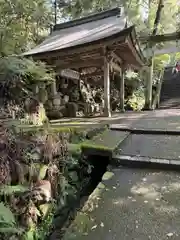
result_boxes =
[46,110,63,119]
[39,203,52,219]
[81,129,130,157]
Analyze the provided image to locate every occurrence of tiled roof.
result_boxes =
[23,8,128,56]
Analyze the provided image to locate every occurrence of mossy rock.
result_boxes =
[81,129,130,157]
[59,105,67,117]
[39,203,52,219]
[86,125,108,139]
[46,110,63,120]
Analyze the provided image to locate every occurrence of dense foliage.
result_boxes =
[60,0,179,35]
[0,0,53,56]
[0,57,54,103]
[0,56,55,121]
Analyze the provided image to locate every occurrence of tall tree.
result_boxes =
[0,0,53,56]
[60,0,179,36]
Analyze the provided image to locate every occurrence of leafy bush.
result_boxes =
[0,202,22,235]
[0,56,55,119]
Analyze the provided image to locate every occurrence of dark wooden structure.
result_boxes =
[23,7,145,117]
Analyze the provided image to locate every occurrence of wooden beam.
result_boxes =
[152,69,164,109]
[110,51,123,65]
[139,32,180,44]
[56,69,80,80]
[120,66,125,112]
[81,70,103,78]
[126,36,144,67]
[154,46,180,56]
[144,59,153,109]
[54,58,103,70]
[108,42,128,52]
[110,61,122,74]
[104,54,111,117]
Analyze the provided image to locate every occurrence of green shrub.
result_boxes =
[0,202,22,235]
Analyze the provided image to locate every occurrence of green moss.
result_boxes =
[51,125,82,132]
[51,121,83,125]
[81,129,129,152]
[14,125,84,136]
[68,143,82,154]
[81,129,109,149]
[81,143,113,151]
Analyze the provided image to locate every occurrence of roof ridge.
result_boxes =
[53,7,122,31]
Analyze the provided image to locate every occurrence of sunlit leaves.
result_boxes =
[154,54,170,71]
[0,0,53,56]
[60,0,180,37]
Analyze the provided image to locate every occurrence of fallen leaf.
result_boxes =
[167,233,174,237]
[91,225,97,230]
[83,233,88,236]
[100,222,104,227]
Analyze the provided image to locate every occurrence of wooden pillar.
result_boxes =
[144,58,153,110]
[104,55,111,117]
[120,66,125,112]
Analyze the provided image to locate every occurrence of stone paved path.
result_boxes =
[115,134,180,160]
[63,167,180,240]
[63,109,180,240]
[132,109,180,132]
[49,112,144,128]
[110,109,180,132]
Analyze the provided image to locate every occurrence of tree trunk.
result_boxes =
[144,0,164,110]
[152,0,165,36]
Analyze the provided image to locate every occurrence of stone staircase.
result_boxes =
[159,67,180,109]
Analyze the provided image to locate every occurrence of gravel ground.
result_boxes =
[63,167,180,240]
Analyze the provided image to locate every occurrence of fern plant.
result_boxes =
[0,185,28,196]
[0,202,22,235]
[0,56,55,119]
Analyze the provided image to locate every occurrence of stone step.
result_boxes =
[113,134,180,166]
[160,74,180,108]
[81,129,130,158]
